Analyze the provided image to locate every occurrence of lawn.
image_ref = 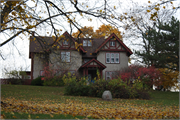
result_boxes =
[1,85,179,119]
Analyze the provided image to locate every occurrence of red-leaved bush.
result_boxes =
[116,64,161,88]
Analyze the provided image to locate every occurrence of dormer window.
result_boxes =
[83,40,92,47]
[83,40,87,46]
[88,40,92,46]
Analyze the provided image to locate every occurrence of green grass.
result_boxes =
[1,111,88,119]
[1,85,179,106]
[1,85,179,119]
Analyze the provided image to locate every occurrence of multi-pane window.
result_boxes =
[106,53,110,63]
[110,41,115,46]
[83,40,92,46]
[115,53,119,63]
[83,40,87,46]
[106,71,115,80]
[111,53,114,63]
[106,71,117,80]
[63,40,69,45]
[106,53,119,63]
[88,40,92,46]
[61,52,70,62]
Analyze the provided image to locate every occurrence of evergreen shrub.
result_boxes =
[31,76,44,86]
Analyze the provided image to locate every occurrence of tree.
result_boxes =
[135,16,179,71]
[72,24,123,39]
[72,26,94,38]
[133,16,179,90]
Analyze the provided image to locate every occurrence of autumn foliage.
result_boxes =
[72,24,123,40]
[117,65,161,88]
[1,97,179,119]
[158,68,179,90]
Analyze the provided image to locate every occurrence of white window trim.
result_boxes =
[88,40,92,46]
[106,71,113,80]
[110,41,115,46]
[61,52,70,62]
[63,40,69,45]
[115,53,119,63]
[83,40,87,46]
[106,53,110,63]
[106,53,119,63]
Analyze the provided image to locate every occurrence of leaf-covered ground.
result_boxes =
[1,97,179,119]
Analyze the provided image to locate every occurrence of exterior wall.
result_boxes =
[49,50,82,72]
[97,51,129,79]
[33,54,46,79]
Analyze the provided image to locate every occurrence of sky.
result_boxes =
[0,0,180,78]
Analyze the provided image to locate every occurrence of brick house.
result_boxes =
[29,31,132,81]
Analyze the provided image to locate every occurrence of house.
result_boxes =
[29,31,133,81]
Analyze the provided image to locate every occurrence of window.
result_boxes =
[106,71,117,80]
[83,40,87,46]
[63,40,69,46]
[61,52,70,62]
[83,40,92,46]
[106,53,110,63]
[110,41,115,46]
[111,53,114,63]
[106,71,115,80]
[40,70,44,76]
[115,53,119,63]
[88,40,92,46]
[106,53,119,63]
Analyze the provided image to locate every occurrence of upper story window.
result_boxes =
[61,52,70,62]
[63,40,69,46]
[83,40,92,47]
[110,41,115,47]
[106,53,119,63]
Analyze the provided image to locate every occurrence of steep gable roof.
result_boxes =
[93,33,133,56]
[29,31,86,58]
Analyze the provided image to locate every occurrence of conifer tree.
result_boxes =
[135,16,179,71]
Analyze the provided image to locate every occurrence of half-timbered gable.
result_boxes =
[94,33,132,56]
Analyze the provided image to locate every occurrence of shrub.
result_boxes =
[64,75,151,100]
[43,76,64,86]
[7,78,25,85]
[64,78,89,96]
[88,79,109,97]
[31,76,44,86]
[117,64,161,89]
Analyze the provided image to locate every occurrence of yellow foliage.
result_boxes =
[1,98,179,119]
[158,68,179,90]
[154,7,160,11]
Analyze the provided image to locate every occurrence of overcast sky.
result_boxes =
[0,0,180,78]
